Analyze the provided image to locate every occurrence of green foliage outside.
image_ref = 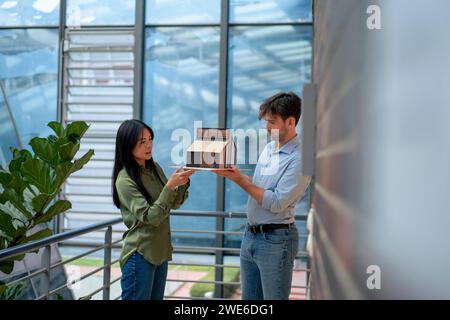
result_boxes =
[189,266,240,298]
[62,256,119,268]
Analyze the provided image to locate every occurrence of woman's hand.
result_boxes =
[166,167,195,190]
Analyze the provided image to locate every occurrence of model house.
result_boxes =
[186,128,236,169]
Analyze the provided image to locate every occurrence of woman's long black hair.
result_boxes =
[112,119,156,209]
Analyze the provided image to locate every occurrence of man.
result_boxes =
[215,91,310,300]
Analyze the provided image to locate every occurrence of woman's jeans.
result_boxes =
[121,251,168,300]
[240,225,299,300]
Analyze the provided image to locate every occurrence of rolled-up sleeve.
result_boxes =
[261,159,310,214]
[172,179,190,209]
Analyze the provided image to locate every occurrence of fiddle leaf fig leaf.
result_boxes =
[34,200,72,225]
[21,159,54,194]
[30,137,59,168]
[48,121,64,138]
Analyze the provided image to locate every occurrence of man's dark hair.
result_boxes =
[258,91,302,125]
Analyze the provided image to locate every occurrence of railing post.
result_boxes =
[103,226,112,300]
[42,245,51,300]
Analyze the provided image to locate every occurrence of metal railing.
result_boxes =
[0,210,310,300]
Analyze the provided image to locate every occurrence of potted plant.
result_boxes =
[0,121,94,298]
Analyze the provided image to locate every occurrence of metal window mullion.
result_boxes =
[0,25,59,29]
[214,0,230,300]
[229,21,313,27]
[67,47,134,53]
[57,0,67,128]
[144,24,220,28]
[59,25,71,234]
[65,102,133,106]
[133,0,145,120]
[65,26,135,32]
[0,80,24,149]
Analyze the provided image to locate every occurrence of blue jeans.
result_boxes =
[120,251,168,300]
[240,225,299,300]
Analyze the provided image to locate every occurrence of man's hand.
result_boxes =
[214,166,245,183]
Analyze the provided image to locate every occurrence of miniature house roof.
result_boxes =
[187,140,228,153]
[197,128,231,140]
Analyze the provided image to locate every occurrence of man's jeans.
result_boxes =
[240,225,299,300]
[121,251,168,300]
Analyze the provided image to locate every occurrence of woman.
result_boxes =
[112,119,194,300]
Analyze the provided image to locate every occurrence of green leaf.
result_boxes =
[54,150,94,191]
[0,282,6,297]
[66,121,89,139]
[48,121,64,138]
[0,172,12,188]
[48,136,67,152]
[5,172,27,196]
[59,142,80,162]
[9,158,24,173]
[0,281,26,300]
[29,137,59,168]
[31,194,52,214]
[10,147,20,159]
[18,228,53,244]
[48,135,58,145]
[2,189,32,220]
[0,231,13,243]
[0,260,14,274]
[55,162,73,192]
[0,210,16,239]
[35,200,71,225]
[0,202,28,227]
[21,159,54,194]
[8,150,32,173]
[22,185,38,214]
[71,149,95,175]
[67,133,80,145]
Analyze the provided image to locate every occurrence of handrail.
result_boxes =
[0,218,122,261]
[0,211,307,261]
[0,210,310,300]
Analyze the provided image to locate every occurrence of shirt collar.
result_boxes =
[271,135,300,155]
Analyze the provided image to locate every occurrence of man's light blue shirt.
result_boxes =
[247,135,310,225]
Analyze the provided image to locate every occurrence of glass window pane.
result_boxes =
[0,29,59,156]
[143,27,220,214]
[225,25,312,218]
[230,0,312,23]
[66,0,135,26]
[146,0,220,25]
[0,86,20,167]
[0,0,60,26]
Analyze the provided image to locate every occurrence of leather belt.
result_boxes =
[247,223,293,234]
